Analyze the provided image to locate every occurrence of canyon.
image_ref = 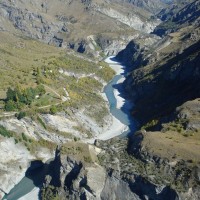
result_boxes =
[0,0,199,200]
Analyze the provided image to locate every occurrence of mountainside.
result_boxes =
[114,2,200,199]
[0,0,161,57]
[115,0,167,13]
[154,0,200,36]
[118,0,200,123]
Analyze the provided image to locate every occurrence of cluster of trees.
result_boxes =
[5,85,45,111]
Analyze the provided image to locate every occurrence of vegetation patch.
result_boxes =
[4,85,45,111]
[0,125,13,138]
[61,142,97,165]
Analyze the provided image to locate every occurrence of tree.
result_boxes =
[5,100,16,111]
[17,112,26,120]
[6,87,15,101]
[5,85,46,111]
[24,87,35,105]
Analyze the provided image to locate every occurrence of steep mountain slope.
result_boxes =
[119,0,200,124]
[0,31,116,198]
[154,0,200,36]
[127,38,200,123]
[112,2,200,199]
[157,0,195,21]
[120,0,167,13]
[0,0,161,57]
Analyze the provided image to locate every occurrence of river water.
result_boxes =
[3,56,135,200]
[104,74,130,125]
[104,56,136,137]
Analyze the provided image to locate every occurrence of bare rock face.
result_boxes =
[176,99,200,131]
[154,0,200,36]
[41,139,191,200]
[0,1,64,44]
[116,34,159,67]
[41,148,107,200]
[92,5,160,33]
[122,0,167,13]
[101,171,141,200]
[86,166,106,199]
[40,146,142,200]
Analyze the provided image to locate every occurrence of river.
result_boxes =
[3,56,135,200]
[104,56,136,137]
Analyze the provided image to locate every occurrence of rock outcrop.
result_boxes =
[41,145,107,200]
[128,131,200,200]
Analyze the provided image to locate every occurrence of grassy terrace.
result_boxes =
[0,32,115,117]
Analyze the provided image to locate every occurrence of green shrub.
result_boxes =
[50,105,57,115]
[5,100,17,111]
[17,111,26,120]
[37,116,46,129]
[0,125,13,138]
[22,132,28,142]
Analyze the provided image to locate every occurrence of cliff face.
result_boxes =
[127,40,200,123]
[117,0,167,13]
[42,140,181,200]
[112,2,200,199]
[128,131,200,200]
[116,34,159,68]
[1,1,200,199]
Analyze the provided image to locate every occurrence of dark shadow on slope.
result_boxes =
[127,176,179,200]
[130,40,200,124]
[64,162,83,192]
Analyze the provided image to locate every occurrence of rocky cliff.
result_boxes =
[40,137,200,200]
[126,38,200,123]
[115,0,167,14]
